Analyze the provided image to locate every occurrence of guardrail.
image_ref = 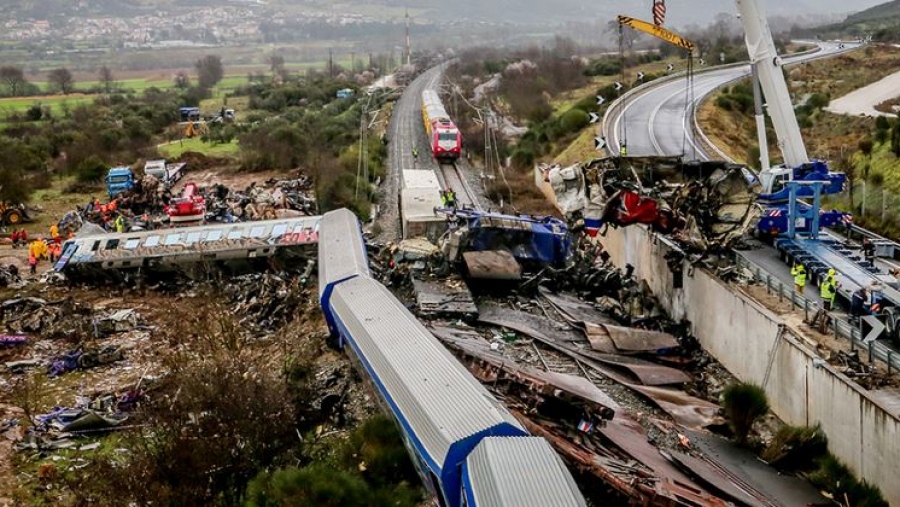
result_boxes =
[735,253,900,373]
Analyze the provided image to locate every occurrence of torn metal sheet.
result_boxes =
[602,324,680,352]
[432,326,619,421]
[630,385,724,430]
[462,250,522,280]
[478,307,689,386]
[677,430,830,507]
[411,277,477,318]
[539,289,617,326]
[515,411,730,507]
[669,452,766,507]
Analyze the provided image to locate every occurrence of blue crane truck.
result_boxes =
[105,166,135,199]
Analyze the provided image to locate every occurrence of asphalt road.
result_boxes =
[604,42,860,161]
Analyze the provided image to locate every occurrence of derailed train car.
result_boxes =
[317,208,586,507]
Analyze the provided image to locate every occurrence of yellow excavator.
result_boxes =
[0,201,29,227]
[616,15,694,52]
[184,120,208,138]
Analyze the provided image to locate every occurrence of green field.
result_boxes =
[0,94,95,118]
[158,138,240,158]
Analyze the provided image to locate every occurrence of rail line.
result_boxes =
[437,161,481,210]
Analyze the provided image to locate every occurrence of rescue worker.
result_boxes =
[115,214,126,233]
[49,223,60,244]
[439,190,449,208]
[850,287,869,322]
[862,237,875,263]
[445,188,457,209]
[15,228,27,248]
[28,252,37,275]
[412,146,419,159]
[791,263,807,294]
[820,269,839,311]
[620,143,627,156]
[10,229,20,248]
[49,241,60,263]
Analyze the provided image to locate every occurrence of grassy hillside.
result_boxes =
[846,0,900,23]
[797,0,900,41]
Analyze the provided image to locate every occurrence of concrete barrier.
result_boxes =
[602,224,900,505]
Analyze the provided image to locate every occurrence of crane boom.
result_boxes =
[616,16,694,51]
[734,0,809,167]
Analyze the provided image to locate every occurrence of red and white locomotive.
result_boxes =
[421,89,462,161]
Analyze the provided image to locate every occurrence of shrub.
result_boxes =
[722,382,769,445]
[807,93,830,110]
[558,109,590,136]
[810,454,888,507]
[74,155,107,183]
[761,424,827,470]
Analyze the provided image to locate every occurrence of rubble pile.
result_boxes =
[222,266,315,333]
[541,156,759,255]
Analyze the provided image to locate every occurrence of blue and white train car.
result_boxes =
[463,437,586,507]
[318,208,586,507]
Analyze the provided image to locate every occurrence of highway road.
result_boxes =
[603,42,860,161]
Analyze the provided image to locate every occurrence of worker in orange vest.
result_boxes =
[49,224,60,243]
[28,253,37,275]
[49,242,61,263]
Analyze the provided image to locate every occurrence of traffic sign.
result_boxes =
[614,82,623,91]
[589,112,600,124]
[596,95,606,106]
[863,315,885,343]
[594,137,607,151]
[637,71,645,80]
[666,63,674,73]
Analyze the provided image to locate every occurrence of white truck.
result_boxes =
[143,159,187,189]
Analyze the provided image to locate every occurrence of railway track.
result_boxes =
[437,161,481,210]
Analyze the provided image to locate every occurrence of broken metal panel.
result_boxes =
[462,251,522,280]
[515,412,730,507]
[476,306,688,386]
[602,325,680,353]
[432,327,618,422]
[412,277,478,318]
[676,430,830,507]
[668,452,767,507]
[540,290,617,326]
[630,385,724,430]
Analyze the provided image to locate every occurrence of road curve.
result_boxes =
[603,42,859,161]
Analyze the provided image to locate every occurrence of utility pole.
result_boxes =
[350,51,356,73]
[405,8,411,66]
[328,48,334,78]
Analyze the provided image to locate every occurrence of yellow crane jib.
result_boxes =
[616,15,694,52]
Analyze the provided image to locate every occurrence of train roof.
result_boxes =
[55,216,321,271]
[317,209,370,301]
[422,89,451,123]
[464,437,587,507]
[329,276,526,470]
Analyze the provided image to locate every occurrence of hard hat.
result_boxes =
[828,269,836,277]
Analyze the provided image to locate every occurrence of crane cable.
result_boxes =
[681,51,696,160]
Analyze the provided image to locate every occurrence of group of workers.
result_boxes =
[10,224,75,275]
[792,263,840,310]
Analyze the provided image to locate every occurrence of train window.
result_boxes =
[227,229,242,240]
[91,241,101,252]
[249,226,266,238]
[205,230,223,242]
[439,132,457,141]
[124,239,140,250]
[185,232,202,244]
[144,235,161,247]
[164,234,181,246]
[105,239,119,250]
[271,224,288,239]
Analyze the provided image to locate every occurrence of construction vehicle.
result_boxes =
[0,201,30,227]
[143,159,186,189]
[105,166,135,199]
[184,121,208,138]
[735,0,899,343]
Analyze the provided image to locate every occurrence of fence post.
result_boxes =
[868,341,874,363]
[889,351,893,375]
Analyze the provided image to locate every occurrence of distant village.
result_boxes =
[0,6,380,47]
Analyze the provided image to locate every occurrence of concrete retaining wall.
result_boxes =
[602,224,900,505]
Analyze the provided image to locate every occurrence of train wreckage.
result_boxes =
[538,156,761,254]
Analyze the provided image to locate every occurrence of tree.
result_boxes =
[173,70,191,89]
[98,65,116,94]
[0,66,26,96]
[269,54,286,79]
[47,68,75,94]
[195,55,224,89]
